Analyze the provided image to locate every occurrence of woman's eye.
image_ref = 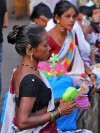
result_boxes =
[65,15,70,18]
[65,15,76,19]
[73,15,76,18]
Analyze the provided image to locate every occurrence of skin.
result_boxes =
[92,8,100,23]
[13,31,76,130]
[58,7,76,32]
[93,0,100,3]
[76,13,91,34]
[33,16,50,28]
[48,7,76,46]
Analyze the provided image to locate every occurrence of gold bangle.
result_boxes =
[57,108,61,116]
[49,112,54,122]
[49,109,60,122]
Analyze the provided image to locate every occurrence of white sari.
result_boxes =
[39,30,89,94]
[55,31,85,75]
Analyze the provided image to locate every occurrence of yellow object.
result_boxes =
[14,0,30,18]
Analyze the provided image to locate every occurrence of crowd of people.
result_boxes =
[0,0,100,133]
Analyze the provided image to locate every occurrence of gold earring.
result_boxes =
[31,52,33,61]
[26,49,29,55]
[57,20,60,24]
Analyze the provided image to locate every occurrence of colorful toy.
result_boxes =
[38,53,67,77]
[75,96,89,110]
[62,86,86,102]
[50,53,59,68]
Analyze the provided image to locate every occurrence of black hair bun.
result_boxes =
[7,25,19,45]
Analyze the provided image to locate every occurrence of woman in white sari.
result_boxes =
[1,24,76,133]
[38,1,97,132]
[47,1,96,93]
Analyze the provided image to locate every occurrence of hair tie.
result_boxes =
[13,29,19,37]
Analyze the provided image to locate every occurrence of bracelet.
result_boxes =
[57,107,62,116]
[50,109,60,122]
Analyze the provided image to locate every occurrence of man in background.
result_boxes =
[0,0,8,94]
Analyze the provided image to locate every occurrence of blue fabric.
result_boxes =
[47,75,78,131]
[47,75,73,99]
[56,108,78,131]
[0,92,8,123]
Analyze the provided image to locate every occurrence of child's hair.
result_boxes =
[78,6,92,17]
[91,4,100,14]
[30,3,53,21]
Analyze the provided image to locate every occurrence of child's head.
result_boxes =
[91,4,100,23]
[30,3,53,28]
[77,6,92,25]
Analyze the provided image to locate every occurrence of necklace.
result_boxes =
[55,27,67,43]
[21,63,37,71]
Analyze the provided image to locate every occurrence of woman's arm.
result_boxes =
[17,97,76,130]
[84,63,97,93]
[90,50,96,65]
[3,12,8,28]
[17,97,51,130]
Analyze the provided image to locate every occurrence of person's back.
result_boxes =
[30,3,53,28]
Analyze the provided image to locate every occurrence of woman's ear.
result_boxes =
[26,44,33,55]
[27,44,32,50]
[55,14,60,23]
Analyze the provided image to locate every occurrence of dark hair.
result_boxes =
[78,6,92,17]
[30,3,53,21]
[7,24,46,56]
[53,0,78,23]
[91,4,100,14]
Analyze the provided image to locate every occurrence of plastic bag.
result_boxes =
[47,75,73,99]
[47,75,78,131]
[0,92,8,123]
[56,108,78,131]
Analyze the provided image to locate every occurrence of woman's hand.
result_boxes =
[58,99,76,115]
[90,74,97,94]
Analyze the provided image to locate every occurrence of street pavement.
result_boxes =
[0,16,29,129]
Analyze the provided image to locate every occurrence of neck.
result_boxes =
[22,56,38,70]
[55,25,67,35]
[54,25,67,43]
